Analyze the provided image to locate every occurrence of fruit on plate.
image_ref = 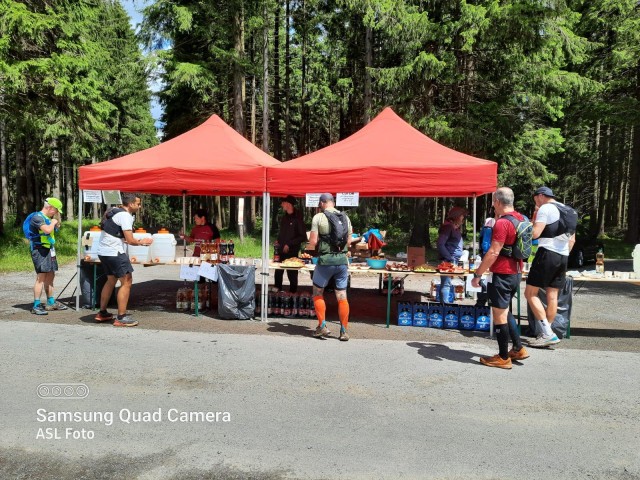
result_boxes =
[299,253,313,259]
[386,262,411,271]
[414,264,436,273]
[281,258,305,267]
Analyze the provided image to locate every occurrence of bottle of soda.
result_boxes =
[267,291,273,315]
[291,293,298,317]
[255,290,261,316]
[309,296,316,318]
[283,293,292,317]
[211,241,219,264]
[228,239,235,259]
[220,240,228,264]
[273,240,281,262]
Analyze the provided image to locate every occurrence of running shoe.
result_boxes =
[339,330,350,342]
[313,325,330,338]
[94,311,114,322]
[113,315,138,327]
[508,346,530,360]
[45,301,69,311]
[31,304,48,316]
[479,354,512,369]
[528,334,560,348]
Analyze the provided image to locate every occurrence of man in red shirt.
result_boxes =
[180,209,220,256]
[471,187,529,369]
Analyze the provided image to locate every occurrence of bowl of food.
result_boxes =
[366,258,388,270]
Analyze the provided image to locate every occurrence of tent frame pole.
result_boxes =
[261,192,270,321]
[182,192,187,258]
[76,188,83,311]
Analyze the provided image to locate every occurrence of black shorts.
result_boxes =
[98,253,134,279]
[526,247,568,289]
[31,246,58,274]
[487,273,521,310]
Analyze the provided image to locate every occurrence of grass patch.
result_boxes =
[601,237,636,259]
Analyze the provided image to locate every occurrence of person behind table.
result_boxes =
[524,186,576,348]
[94,193,153,327]
[180,208,220,256]
[472,187,529,369]
[436,206,467,304]
[28,197,69,315]
[307,193,353,341]
[275,195,307,293]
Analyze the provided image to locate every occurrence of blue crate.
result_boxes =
[443,304,460,329]
[428,304,443,328]
[475,305,491,331]
[412,302,429,327]
[459,306,476,330]
[397,301,413,326]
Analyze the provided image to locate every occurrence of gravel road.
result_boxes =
[1,259,638,479]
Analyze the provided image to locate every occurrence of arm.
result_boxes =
[568,233,576,252]
[123,230,152,246]
[39,218,59,235]
[532,222,546,240]
[307,231,318,249]
[471,239,504,287]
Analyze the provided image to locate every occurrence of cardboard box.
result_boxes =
[406,246,425,269]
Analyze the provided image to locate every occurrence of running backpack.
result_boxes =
[499,215,533,260]
[100,207,126,238]
[555,203,578,236]
[322,210,350,252]
[23,212,43,240]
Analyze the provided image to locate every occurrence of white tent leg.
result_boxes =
[260,192,270,321]
[473,194,477,257]
[182,193,187,258]
[76,189,83,311]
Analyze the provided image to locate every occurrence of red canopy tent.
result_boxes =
[79,114,280,195]
[266,107,497,197]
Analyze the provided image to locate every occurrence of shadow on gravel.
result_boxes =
[406,341,479,365]
[267,321,316,338]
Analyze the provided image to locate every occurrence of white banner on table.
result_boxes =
[198,262,219,282]
[336,192,359,207]
[83,190,103,203]
[180,264,200,281]
[305,193,322,208]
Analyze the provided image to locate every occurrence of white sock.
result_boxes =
[539,319,554,337]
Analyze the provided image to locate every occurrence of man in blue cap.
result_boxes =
[525,186,576,348]
[28,197,68,314]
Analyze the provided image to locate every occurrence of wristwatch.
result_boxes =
[473,272,482,279]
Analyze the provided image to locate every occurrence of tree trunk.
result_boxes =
[364,25,372,125]
[272,2,282,160]
[409,198,427,247]
[284,0,291,160]
[15,138,28,224]
[215,196,223,231]
[626,124,640,243]
[0,118,7,232]
[65,153,74,221]
[51,138,61,199]
[262,0,270,153]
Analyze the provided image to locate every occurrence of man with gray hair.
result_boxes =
[472,187,529,369]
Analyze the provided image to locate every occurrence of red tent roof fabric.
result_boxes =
[79,114,280,196]
[266,107,497,197]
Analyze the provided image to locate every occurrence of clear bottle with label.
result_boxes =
[596,248,605,273]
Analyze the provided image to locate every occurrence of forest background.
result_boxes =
[1,0,639,262]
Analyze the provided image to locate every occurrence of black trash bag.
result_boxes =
[217,264,256,320]
[526,276,573,339]
[80,262,116,309]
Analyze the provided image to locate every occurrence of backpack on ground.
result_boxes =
[555,203,578,236]
[499,214,533,260]
[322,210,349,252]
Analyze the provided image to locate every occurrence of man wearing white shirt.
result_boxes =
[95,193,153,327]
[525,186,576,348]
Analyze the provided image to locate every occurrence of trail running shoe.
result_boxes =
[45,301,69,311]
[479,354,512,369]
[94,311,114,322]
[113,315,138,327]
[313,325,330,338]
[339,330,350,342]
[508,346,530,360]
[527,334,560,348]
[31,304,48,316]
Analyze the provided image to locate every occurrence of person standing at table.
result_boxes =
[94,193,153,327]
[472,187,529,369]
[180,208,220,256]
[525,186,576,348]
[275,195,307,293]
[27,197,68,315]
[436,206,467,304]
[307,193,353,341]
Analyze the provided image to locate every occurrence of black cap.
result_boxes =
[281,195,296,205]
[533,186,555,198]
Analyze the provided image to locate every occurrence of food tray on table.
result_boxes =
[280,259,306,268]
[350,265,371,271]
[386,262,412,272]
[413,264,437,273]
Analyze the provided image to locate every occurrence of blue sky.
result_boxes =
[121,0,164,126]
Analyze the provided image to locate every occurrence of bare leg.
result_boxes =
[33,273,47,302]
[545,287,559,324]
[524,285,545,320]
[116,273,133,316]
[100,276,118,312]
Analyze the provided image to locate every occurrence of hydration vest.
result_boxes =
[100,207,126,238]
